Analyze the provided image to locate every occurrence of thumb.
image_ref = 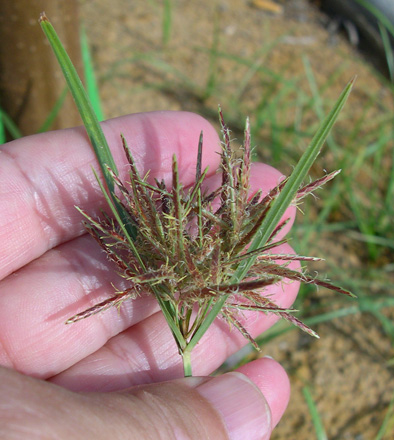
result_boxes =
[113,372,272,440]
[0,360,285,439]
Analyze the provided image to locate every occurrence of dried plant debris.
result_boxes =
[67,110,353,351]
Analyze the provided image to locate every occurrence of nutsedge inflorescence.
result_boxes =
[66,110,352,371]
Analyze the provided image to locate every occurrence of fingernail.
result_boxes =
[196,372,272,440]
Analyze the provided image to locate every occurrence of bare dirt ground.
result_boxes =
[80,0,394,438]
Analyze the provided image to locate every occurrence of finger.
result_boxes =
[237,357,290,428]
[0,234,159,377]
[0,111,220,280]
[50,242,300,391]
[1,361,285,440]
[0,163,295,378]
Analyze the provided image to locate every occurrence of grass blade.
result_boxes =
[375,389,394,440]
[0,107,23,140]
[0,108,5,144]
[303,386,328,440]
[354,0,394,40]
[187,78,354,353]
[40,13,140,243]
[236,78,354,278]
[80,26,105,121]
[39,13,116,192]
[162,0,172,46]
[37,87,68,133]
[378,22,394,83]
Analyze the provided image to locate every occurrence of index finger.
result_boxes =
[0,111,221,280]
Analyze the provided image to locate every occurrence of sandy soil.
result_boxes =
[79,0,394,438]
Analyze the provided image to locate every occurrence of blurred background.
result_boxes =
[1,0,393,438]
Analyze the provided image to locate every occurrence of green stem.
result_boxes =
[182,349,192,377]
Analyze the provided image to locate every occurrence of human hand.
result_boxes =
[0,112,299,439]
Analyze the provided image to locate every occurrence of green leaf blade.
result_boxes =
[303,386,328,440]
[80,26,105,122]
[40,13,138,251]
[233,77,355,282]
[187,78,354,352]
[39,13,116,191]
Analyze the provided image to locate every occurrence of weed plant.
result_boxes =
[40,13,355,377]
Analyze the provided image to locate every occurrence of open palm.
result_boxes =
[0,111,298,436]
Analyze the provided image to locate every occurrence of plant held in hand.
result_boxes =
[40,13,355,376]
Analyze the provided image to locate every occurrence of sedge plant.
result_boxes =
[39,13,355,377]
